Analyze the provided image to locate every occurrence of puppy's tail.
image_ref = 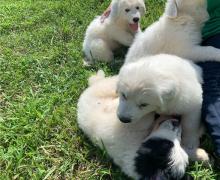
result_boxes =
[88,70,105,86]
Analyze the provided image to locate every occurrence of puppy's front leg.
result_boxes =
[181,110,209,161]
[111,29,134,46]
[181,112,200,150]
[182,46,220,62]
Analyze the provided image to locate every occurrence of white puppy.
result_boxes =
[77,71,188,179]
[83,0,146,64]
[125,0,220,64]
[117,54,209,161]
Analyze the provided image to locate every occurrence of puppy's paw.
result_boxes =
[83,60,92,66]
[83,55,95,66]
[185,147,209,162]
[195,148,209,162]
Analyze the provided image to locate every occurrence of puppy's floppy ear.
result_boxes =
[157,79,177,111]
[110,0,119,19]
[165,0,178,18]
[139,2,146,17]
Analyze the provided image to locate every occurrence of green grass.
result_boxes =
[0,0,219,179]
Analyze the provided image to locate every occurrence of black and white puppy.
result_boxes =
[135,119,188,180]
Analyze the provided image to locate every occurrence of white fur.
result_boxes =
[77,71,188,179]
[125,0,220,64]
[117,54,209,161]
[83,0,146,64]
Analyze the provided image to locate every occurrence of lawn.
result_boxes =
[0,0,219,179]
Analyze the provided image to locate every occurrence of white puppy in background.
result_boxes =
[117,54,209,161]
[77,71,188,180]
[83,0,146,64]
[125,0,220,64]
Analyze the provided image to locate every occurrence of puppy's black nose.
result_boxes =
[171,119,180,127]
[119,116,131,123]
[133,17,139,23]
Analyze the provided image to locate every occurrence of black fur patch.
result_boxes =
[135,137,174,180]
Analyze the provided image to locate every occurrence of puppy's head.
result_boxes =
[117,60,177,123]
[135,119,188,179]
[165,0,209,26]
[110,0,146,32]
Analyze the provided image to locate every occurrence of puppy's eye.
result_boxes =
[121,93,127,100]
[139,103,148,108]
[125,8,130,12]
[136,6,139,10]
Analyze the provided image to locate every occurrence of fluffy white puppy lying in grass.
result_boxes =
[83,0,146,64]
[117,54,209,161]
[125,0,220,64]
[77,71,188,179]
